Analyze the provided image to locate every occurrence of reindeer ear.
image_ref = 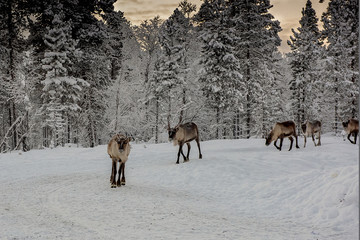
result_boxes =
[127,137,132,142]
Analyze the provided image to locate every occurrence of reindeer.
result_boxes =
[342,119,359,144]
[107,134,131,188]
[168,116,202,164]
[301,120,321,147]
[265,121,300,151]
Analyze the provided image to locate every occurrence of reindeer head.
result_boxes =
[168,126,179,141]
[342,120,350,129]
[167,115,182,141]
[115,135,131,153]
[265,131,273,146]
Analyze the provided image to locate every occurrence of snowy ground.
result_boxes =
[0,135,358,240]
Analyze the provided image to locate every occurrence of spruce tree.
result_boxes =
[0,0,28,151]
[287,0,323,133]
[196,0,244,139]
[231,0,282,138]
[321,0,359,133]
[134,16,163,141]
[41,11,89,147]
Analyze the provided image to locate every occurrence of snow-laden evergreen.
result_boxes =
[196,0,244,139]
[232,0,282,138]
[287,0,324,133]
[41,12,89,147]
[0,0,358,149]
[320,0,359,133]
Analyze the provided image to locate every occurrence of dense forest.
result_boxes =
[0,0,358,152]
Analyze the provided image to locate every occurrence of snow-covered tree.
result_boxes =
[0,0,29,152]
[41,12,89,147]
[102,9,124,82]
[133,16,163,141]
[287,0,323,133]
[104,16,145,141]
[158,8,191,123]
[232,0,282,138]
[320,0,359,133]
[196,0,244,139]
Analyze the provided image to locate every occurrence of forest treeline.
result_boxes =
[0,0,358,152]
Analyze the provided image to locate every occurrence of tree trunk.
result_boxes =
[334,79,339,134]
[180,88,186,121]
[114,87,120,132]
[155,96,159,144]
[6,0,17,149]
[246,48,251,139]
[216,107,220,139]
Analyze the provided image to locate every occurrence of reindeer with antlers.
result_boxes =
[168,115,202,164]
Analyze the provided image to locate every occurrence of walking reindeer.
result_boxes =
[265,121,300,151]
[168,116,202,164]
[301,120,321,147]
[107,134,131,188]
[342,119,359,144]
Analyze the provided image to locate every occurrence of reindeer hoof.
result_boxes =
[111,184,116,188]
[121,181,126,185]
[184,158,189,162]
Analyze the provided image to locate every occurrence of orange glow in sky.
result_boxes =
[114,0,329,52]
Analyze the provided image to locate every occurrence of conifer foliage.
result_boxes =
[287,0,323,132]
[320,0,359,133]
[0,0,358,152]
[41,10,89,147]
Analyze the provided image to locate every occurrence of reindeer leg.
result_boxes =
[111,160,117,188]
[288,136,293,151]
[274,139,281,150]
[295,134,300,148]
[317,132,321,146]
[355,132,358,144]
[303,136,307,148]
[117,161,122,187]
[279,138,284,151]
[312,134,316,146]
[176,144,184,164]
[351,131,358,144]
[348,133,356,144]
[121,162,126,185]
[185,142,191,162]
[180,144,187,162]
[110,159,114,183]
[196,137,202,159]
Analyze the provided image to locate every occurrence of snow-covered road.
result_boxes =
[0,135,358,239]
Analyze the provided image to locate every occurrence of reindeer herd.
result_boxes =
[107,118,359,188]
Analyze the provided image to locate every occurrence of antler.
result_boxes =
[178,114,183,126]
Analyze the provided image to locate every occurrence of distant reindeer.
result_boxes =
[168,116,202,164]
[342,119,359,144]
[301,120,321,147]
[107,134,131,188]
[265,121,300,151]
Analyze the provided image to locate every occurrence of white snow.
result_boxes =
[0,135,358,239]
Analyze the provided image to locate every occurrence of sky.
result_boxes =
[114,0,330,53]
